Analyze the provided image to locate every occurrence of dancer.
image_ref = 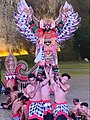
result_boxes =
[50,68,71,120]
[24,73,42,120]
[25,66,51,120]
[36,65,53,120]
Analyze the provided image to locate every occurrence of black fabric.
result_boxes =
[1,103,12,110]
[44,112,53,120]
[70,112,76,120]
[1,103,6,106]
[56,114,67,120]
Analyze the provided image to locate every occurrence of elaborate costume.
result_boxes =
[42,100,53,116]
[14,0,81,67]
[42,100,53,120]
[28,100,44,120]
[4,52,17,90]
[28,100,53,120]
[52,101,69,120]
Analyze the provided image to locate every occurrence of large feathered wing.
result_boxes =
[55,1,81,43]
[14,0,39,43]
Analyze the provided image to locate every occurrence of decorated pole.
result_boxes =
[14,0,81,84]
[4,52,18,90]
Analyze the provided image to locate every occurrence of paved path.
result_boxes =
[0,95,12,120]
[67,74,90,107]
[0,71,89,119]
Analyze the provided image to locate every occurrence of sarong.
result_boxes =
[12,113,20,120]
[52,101,69,120]
[42,100,53,115]
[28,100,44,120]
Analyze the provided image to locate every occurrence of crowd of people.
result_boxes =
[0,65,90,120]
[69,98,90,120]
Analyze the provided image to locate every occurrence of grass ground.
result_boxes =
[58,62,90,77]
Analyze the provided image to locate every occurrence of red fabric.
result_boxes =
[44,30,56,39]
[30,100,42,102]
[41,99,53,115]
[52,101,67,109]
[41,99,51,102]
[26,100,31,111]
[50,87,54,94]
[28,114,43,120]
[38,28,44,37]
[12,113,20,117]
[52,102,69,120]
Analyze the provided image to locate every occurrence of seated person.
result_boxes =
[6,86,19,108]
[0,90,12,109]
[20,97,29,120]
[69,98,81,120]
[12,95,28,120]
[11,86,19,100]
[12,92,24,106]
[5,87,11,92]
[0,82,6,94]
[80,102,90,120]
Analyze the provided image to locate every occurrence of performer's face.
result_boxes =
[29,77,36,84]
[53,73,59,82]
[73,100,78,105]
[61,76,69,84]
[81,105,88,113]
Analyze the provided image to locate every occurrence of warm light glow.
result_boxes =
[58,46,61,52]
[0,38,29,57]
[0,51,9,57]
[19,49,28,55]
[13,52,20,56]
[0,49,28,57]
